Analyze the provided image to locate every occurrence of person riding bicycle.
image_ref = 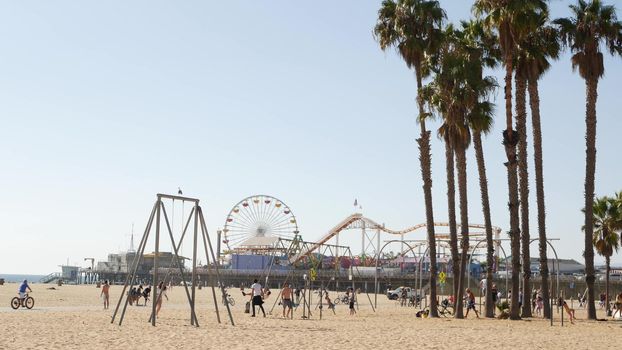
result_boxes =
[18,280,32,301]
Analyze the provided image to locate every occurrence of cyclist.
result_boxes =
[18,280,32,302]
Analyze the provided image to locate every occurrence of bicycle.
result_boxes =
[11,292,34,310]
[333,294,350,305]
[437,298,454,317]
[222,292,235,306]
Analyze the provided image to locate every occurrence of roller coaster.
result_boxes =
[288,213,502,264]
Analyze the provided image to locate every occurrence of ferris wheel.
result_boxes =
[222,195,299,251]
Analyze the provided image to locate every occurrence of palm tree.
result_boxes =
[554,0,622,320]
[374,0,446,317]
[421,24,496,318]
[515,16,560,319]
[444,135,460,299]
[473,0,548,320]
[514,8,557,318]
[590,196,621,315]
[461,19,500,319]
[428,25,460,302]
[514,37,532,320]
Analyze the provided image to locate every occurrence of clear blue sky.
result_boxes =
[1,1,621,275]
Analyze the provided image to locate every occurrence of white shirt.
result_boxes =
[251,283,262,297]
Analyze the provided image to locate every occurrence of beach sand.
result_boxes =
[0,283,619,349]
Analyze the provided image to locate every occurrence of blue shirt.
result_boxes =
[19,282,29,293]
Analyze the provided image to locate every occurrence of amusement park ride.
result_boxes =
[218,194,504,271]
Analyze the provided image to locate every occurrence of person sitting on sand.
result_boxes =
[465,288,479,318]
[281,283,293,318]
[100,280,110,310]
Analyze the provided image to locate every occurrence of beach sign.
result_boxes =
[439,271,446,284]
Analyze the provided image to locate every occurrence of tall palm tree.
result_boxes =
[514,8,555,318]
[374,0,446,317]
[444,134,460,299]
[515,16,560,319]
[473,0,548,320]
[421,24,496,318]
[427,25,460,302]
[554,0,622,320]
[514,44,532,319]
[590,196,621,315]
[461,19,500,319]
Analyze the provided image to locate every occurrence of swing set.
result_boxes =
[110,193,235,327]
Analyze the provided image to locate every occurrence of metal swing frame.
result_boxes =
[110,193,235,327]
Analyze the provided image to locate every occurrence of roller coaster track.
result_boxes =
[289,213,502,264]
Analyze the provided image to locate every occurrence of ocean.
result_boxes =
[0,274,47,283]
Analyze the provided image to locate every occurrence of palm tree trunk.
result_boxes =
[584,77,598,320]
[503,53,521,320]
[528,79,551,318]
[445,142,460,299]
[606,255,611,314]
[415,65,438,317]
[454,145,469,319]
[473,131,495,318]
[516,76,532,317]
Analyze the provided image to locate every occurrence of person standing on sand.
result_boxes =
[281,283,293,318]
[325,292,336,315]
[348,288,356,316]
[156,281,168,316]
[100,280,110,309]
[250,279,265,317]
[612,292,622,318]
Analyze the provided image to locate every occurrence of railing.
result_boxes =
[39,272,61,283]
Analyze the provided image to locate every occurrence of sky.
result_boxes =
[1,1,621,275]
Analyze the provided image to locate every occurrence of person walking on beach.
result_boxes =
[250,279,265,317]
[281,283,293,318]
[155,281,168,316]
[100,280,110,309]
[465,288,479,318]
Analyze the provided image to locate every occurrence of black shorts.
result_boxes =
[349,301,355,309]
[252,295,263,306]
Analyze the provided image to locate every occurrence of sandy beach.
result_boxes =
[0,283,619,349]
